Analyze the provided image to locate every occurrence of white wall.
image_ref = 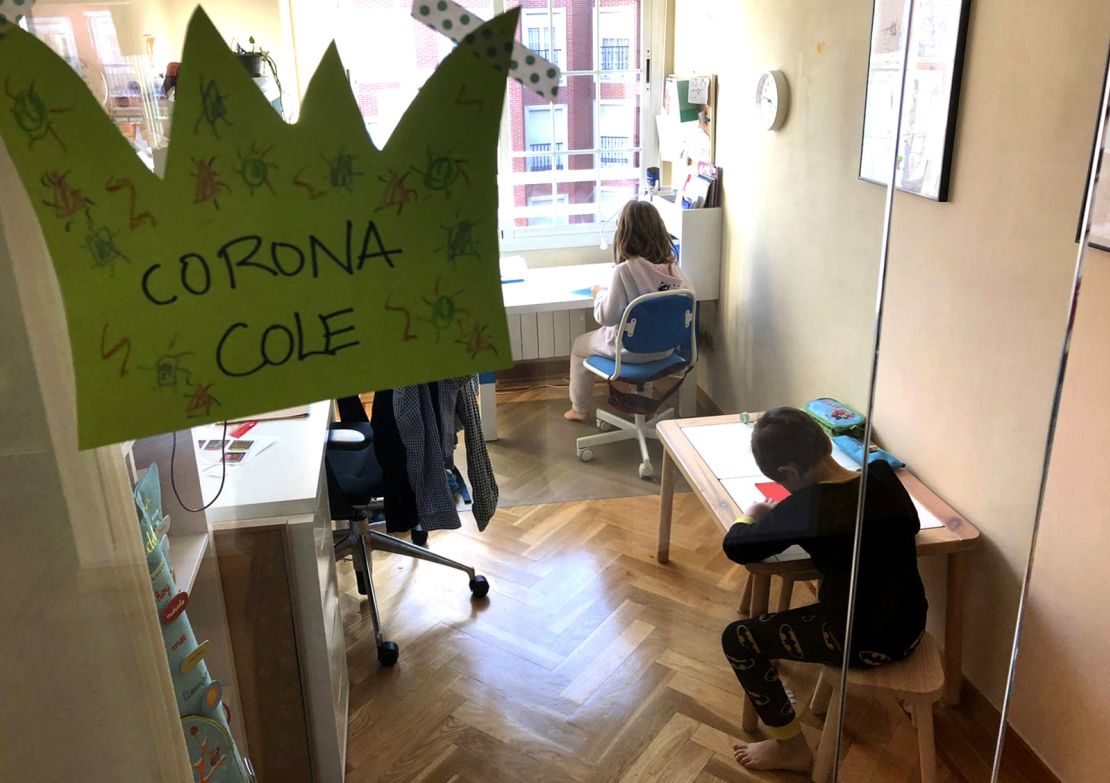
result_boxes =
[1006,252,1110,782]
[673,0,885,416]
[673,0,1110,771]
[0,144,191,781]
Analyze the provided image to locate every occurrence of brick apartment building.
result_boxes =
[341,0,642,232]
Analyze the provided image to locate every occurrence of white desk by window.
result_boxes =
[193,401,348,783]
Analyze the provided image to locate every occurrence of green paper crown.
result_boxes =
[0,7,517,447]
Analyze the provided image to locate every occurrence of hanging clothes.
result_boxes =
[371,377,498,533]
[455,376,497,528]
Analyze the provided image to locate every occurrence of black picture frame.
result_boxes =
[858,0,972,202]
[1076,41,1110,253]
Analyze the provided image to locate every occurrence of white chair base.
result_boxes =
[576,406,675,478]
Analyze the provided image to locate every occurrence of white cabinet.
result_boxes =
[649,194,722,301]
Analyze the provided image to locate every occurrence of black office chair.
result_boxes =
[327,396,489,666]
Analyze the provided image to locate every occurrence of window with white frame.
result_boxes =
[521,8,566,71]
[599,8,634,72]
[332,0,652,250]
[86,11,132,98]
[599,102,634,166]
[524,105,568,171]
[25,17,82,73]
[526,193,569,226]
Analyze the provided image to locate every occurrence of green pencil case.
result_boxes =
[804,397,866,439]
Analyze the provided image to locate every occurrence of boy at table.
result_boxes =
[721,407,927,773]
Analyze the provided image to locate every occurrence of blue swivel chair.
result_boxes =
[575,289,698,478]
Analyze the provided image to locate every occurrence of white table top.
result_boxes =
[501,261,613,315]
[193,400,331,525]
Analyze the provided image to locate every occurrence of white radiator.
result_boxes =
[506,309,590,361]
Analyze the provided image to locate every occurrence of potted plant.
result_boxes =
[235,37,283,99]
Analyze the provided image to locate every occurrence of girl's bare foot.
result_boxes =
[732,734,813,772]
[564,409,587,422]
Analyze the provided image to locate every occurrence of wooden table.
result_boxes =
[655,414,980,710]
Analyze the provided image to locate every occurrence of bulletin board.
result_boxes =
[658,74,716,166]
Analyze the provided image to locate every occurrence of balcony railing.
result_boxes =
[600,42,630,71]
[529,47,563,68]
[103,62,141,98]
[599,136,631,166]
[528,142,565,172]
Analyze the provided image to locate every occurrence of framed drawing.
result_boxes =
[859,0,972,201]
[1078,43,1110,253]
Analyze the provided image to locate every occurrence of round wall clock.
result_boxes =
[756,70,790,131]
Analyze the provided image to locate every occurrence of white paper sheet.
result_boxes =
[911,496,946,530]
[720,476,765,512]
[687,76,711,104]
[682,422,765,480]
[687,420,945,531]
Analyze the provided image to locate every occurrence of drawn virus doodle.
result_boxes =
[99,324,132,378]
[437,214,481,266]
[376,169,417,215]
[185,383,221,418]
[41,170,93,230]
[325,147,362,192]
[234,143,276,195]
[6,77,69,151]
[192,156,230,208]
[81,215,128,275]
[193,77,232,137]
[293,166,327,200]
[139,336,195,391]
[383,294,418,342]
[455,320,498,360]
[413,147,470,198]
[106,177,157,229]
[417,279,468,343]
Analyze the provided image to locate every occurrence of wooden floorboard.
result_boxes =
[339,490,1025,782]
[341,389,1034,782]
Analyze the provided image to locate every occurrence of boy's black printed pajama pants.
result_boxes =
[721,604,919,731]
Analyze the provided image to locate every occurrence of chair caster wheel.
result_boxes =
[355,569,368,596]
[596,418,604,430]
[578,448,593,462]
[377,641,399,667]
[411,529,428,547]
[469,575,490,599]
[639,461,653,479]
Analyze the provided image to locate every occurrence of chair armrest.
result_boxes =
[327,427,369,450]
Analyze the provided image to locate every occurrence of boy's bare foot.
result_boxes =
[564,409,587,422]
[732,735,813,772]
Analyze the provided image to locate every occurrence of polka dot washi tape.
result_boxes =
[0,0,35,27]
[412,0,562,102]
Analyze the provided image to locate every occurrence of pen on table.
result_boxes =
[230,421,257,438]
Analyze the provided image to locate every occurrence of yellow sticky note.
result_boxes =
[0,7,517,448]
[180,639,211,674]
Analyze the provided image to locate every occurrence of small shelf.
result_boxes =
[648,194,722,301]
[169,532,209,593]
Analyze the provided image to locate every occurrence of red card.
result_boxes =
[755,482,791,503]
[229,421,257,438]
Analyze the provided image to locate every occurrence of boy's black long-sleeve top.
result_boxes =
[723,460,927,650]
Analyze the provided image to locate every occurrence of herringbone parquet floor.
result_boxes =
[338,492,966,783]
